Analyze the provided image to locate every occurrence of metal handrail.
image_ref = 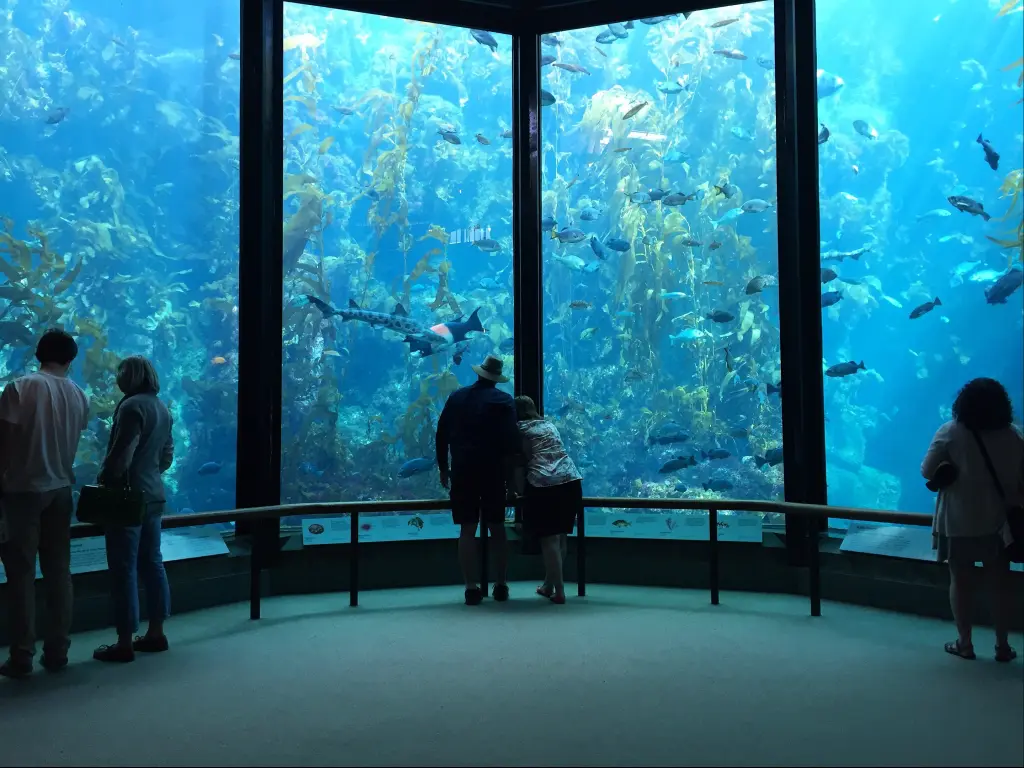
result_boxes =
[66,498,934,620]
[68,497,932,539]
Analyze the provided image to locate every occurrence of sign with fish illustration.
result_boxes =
[582,511,762,542]
[302,513,461,545]
[0,526,228,584]
[838,522,936,562]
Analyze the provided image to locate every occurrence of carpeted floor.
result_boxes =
[0,584,1021,767]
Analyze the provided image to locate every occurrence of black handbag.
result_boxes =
[925,461,958,492]
[76,482,147,527]
[972,430,1024,564]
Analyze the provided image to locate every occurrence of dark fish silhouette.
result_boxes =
[470,29,498,52]
[825,360,866,378]
[45,107,70,125]
[706,310,734,323]
[985,269,1023,305]
[659,455,697,473]
[755,447,784,468]
[947,195,991,221]
[817,124,830,145]
[702,448,731,460]
[909,297,941,319]
[976,134,999,171]
[821,291,843,308]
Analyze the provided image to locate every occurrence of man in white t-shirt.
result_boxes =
[0,329,90,678]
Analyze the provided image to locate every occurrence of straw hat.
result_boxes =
[472,354,509,383]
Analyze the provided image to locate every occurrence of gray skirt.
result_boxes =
[935,533,1006,566]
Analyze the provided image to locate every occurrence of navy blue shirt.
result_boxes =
[436,381,519,476]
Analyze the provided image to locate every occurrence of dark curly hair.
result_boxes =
[952,378,1014,431]
[35,328,79,367]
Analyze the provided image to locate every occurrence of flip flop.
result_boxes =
[550,593,566,605]
[944,640,976,660]
[536,585,554,598]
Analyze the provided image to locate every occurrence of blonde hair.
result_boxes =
[515,395,541,421]
[116,355,160,396]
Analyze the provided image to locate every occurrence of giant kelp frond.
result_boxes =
[994,4,1024,263]
[989,169,1024,265]
[1002,57,1024,100]
[996,0,1022,18]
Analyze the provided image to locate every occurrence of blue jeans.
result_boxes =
[104,504,171,636]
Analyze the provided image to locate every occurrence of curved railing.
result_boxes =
[68,498,933,619]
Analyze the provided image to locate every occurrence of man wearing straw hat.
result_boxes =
[436,354,519,606]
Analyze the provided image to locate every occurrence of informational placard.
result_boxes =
[582,511,762,542]
[302,513,461,546]
[161,525,231,561]
[839,522,936,562]
[0,525,229,585]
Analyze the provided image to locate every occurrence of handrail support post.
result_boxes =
[350,510,360,607]
[709,508,720,606]
[809,515,821,616]
[577,505,586,597]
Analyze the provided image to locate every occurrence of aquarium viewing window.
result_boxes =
[539,5,785,540]
[0,0,241,521]
[277,3,513,537]
[814,0,1024,551]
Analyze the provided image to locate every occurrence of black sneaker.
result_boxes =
[93,644,135,663]
[464,587,484,606]
[492,583,510,602]
[132,635,169,653]
[40,654,69,672]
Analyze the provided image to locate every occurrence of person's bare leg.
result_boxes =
[459,523,478,589]
[949,563,975,650]
[487,521,508,586]
[983,555,1012,650]
[541,535,565,599]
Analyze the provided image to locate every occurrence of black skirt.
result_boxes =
[522,479,583,539]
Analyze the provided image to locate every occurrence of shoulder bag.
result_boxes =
[76,481,146,527]
[971,430,1024,564]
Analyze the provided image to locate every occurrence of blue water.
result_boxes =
[1,1,1020,537]
[816,0,1024,518]
[0,0,240,515]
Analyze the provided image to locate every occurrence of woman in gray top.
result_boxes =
[922,378,1023,663]
[93,356,174,663]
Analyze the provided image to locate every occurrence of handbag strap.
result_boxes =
[971,429,1006,501]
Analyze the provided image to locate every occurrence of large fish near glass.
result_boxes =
[306,296,443,345]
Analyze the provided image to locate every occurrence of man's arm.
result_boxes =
[0,383,21,482]
[98,405,143,485]
[499,400,522,497]
[436,398,451,487]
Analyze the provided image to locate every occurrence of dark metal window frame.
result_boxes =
[236,0,825,566]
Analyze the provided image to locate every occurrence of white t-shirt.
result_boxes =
[0,371,90,493]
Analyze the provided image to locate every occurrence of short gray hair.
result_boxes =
[116,355,160,396]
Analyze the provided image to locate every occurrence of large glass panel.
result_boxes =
[541,5,782,539]
[279,5,513,536]
[816,0,1024,548]
[0,0,240,519]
